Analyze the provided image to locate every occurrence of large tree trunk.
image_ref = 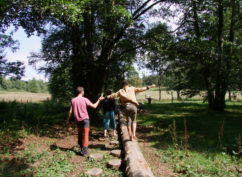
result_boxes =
[203,64,215,109]
[227,0,237,102]
[214,87,226,111]
[211,0,226,111]
[192,0,200,38]
[65,0,167,115]
[192,0,216,109]
[88,66,107,101]
[158,74,162,101]
[191,0,226,111]
[71,54,107,103]
[207,90,215,109]
[228,90,231,101]
[70,24,106,102]
[177,90,181,100]
[69,26,105,125]
[70,26,87,95]
[158,85,161,101]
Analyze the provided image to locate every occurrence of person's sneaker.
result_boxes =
[74,145,82,155]
[82,147,89,156]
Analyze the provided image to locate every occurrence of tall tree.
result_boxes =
[141,23,174,100]
[126,65,142,87]
[27,78,40,93]
[171,0,241,111]
[1,0,169,102]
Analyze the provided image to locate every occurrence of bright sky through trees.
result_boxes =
[4,3,179,81]
[5,27,45,81]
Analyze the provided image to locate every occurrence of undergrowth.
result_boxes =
[139,102,242,176]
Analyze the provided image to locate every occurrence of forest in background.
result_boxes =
[0,1,241,111]
[0,77,48,93]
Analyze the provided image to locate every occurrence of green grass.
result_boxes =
[1,99,241,176]
[0,100,70,163]
[0,100,68,128]
[0,100,123,177]
[0,100,72,177]
[136,88,242,101]
[0,143,75,177]
[139,101,242,176]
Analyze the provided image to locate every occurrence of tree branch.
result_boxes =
[99,0,165,63]
[133,0,165,20]
[132,0,153,17]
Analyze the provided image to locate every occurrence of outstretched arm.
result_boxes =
[107,91,120,99]
[89,96,104,109]
[135,84,156,93]
[147,84,156,89]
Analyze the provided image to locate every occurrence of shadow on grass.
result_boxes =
[0,100,103,136]
[0,100,69,127]
[0,100,71,154]
[1,100,241,155]
[0,158,34,177]
[138,102,242,154]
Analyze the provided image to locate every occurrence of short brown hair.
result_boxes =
[76,86,84,94]
[122,80,129,87]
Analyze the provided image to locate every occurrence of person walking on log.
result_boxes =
[103,89,117,137]
[66,86,104,156]
[107,80,156,141]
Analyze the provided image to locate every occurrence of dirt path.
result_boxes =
[137,127,177,177]
[0,124,125,177]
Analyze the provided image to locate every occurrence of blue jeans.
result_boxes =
[103,111,116,130]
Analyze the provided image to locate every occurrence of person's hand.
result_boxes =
[149,84,156,89]
[98,96,105,101]
[131,101,139,106]
[135,102,139,106]
[66,121,73,131]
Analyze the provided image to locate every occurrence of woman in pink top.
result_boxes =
[67,86,104,156]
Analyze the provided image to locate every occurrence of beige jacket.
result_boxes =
[109,86,147,106]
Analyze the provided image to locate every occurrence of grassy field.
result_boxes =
[0,89,241,103]
[1,91,241,176]
[0,100,124,177]
[136,88,242,101]
[0,91,50,102]
[0,100,71,177]
[138,101,242,177]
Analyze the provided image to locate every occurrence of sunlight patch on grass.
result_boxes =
[139,102,242,176]
[159,147,240,177]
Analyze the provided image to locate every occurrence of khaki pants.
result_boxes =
[125,103,137,126]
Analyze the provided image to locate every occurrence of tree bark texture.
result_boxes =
[119,118,155,177]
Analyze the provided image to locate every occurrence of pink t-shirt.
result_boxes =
[71,96,92,122]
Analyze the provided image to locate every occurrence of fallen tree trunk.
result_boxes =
[120,118,155,177]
